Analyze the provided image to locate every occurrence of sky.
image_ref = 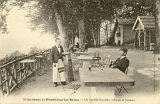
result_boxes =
[0,6,55,59]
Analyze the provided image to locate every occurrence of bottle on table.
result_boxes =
[109,61,113,68]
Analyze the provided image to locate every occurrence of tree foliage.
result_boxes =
[0,50,25,65]
[0,0,26,34]
[1,0,155,35]
[118,0,155,19]
[0,0,156,47]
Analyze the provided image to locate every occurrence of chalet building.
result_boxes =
[114,18,134,46]
[132,16,155,50]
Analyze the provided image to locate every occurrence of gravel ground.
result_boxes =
[2,46,160,104]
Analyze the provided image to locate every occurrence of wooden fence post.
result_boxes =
[13,63,17,81]
[0,68,4,97]
[5,67,10,96]
[19,63,22,82]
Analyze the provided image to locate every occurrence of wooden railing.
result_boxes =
[0,49,51,98]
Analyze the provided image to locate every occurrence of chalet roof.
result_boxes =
[132,16,155,31]
[118,18,134,25]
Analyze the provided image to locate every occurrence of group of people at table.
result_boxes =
[69,42,88,53]
[50,38,129,87]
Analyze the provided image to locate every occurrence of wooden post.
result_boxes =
[91,87,96,98]
[22,63,25,80]
[144,30,147,50]
[63,52,74,81]
[134,31,136,49]
[139,29,141,49]
[149,30,151,45]
[13,63,17,80]
[33,60,36,72]
[0,68,4,97]
[5,67,10,95]
[19,63,22,82]
[9,68,13,88]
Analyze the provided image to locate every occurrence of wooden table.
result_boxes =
[79,68,135,98]
[19,59,35,64]
[77,55,95,68]
[35,55,43,58]
[19,59,35,80]
[19,59,35,70]
[44,51,50,54]
[74,52,93,56]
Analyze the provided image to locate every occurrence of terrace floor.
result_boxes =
[2,46,160,104]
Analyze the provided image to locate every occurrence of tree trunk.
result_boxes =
[91,22,96,47]
[155,0,160,53]
[154,0,160,92]
[55,11,69,51]
[96,23,99,47]
[97,22,101,47]
[92,20,100,48]
[55,11,74,81]
[78,19,85,48]
[105,22,108,44]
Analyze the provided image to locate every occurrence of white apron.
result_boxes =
[52,59,66,82]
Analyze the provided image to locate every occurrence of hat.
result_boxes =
[119,47,128,53]
[55,37,60,42]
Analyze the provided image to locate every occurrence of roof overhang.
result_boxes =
[132,16,145,31]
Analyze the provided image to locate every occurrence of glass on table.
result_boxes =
[88,65,91,71]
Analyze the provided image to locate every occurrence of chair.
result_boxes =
[99,54,111,68]
[72,57,83,71]
[58,64,81,97]
[71,52,82,71]
[91,57,101,68]
[72,58,78,71]
[116,67,129,95]
[77,60,83,68]
[62,83,82,96]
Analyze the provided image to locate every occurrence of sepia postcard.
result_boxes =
[0,0,160,104]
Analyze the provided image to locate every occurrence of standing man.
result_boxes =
[84,42,88,52]
[50,38,66,87]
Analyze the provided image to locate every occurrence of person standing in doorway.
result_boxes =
[50,38,66,87]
